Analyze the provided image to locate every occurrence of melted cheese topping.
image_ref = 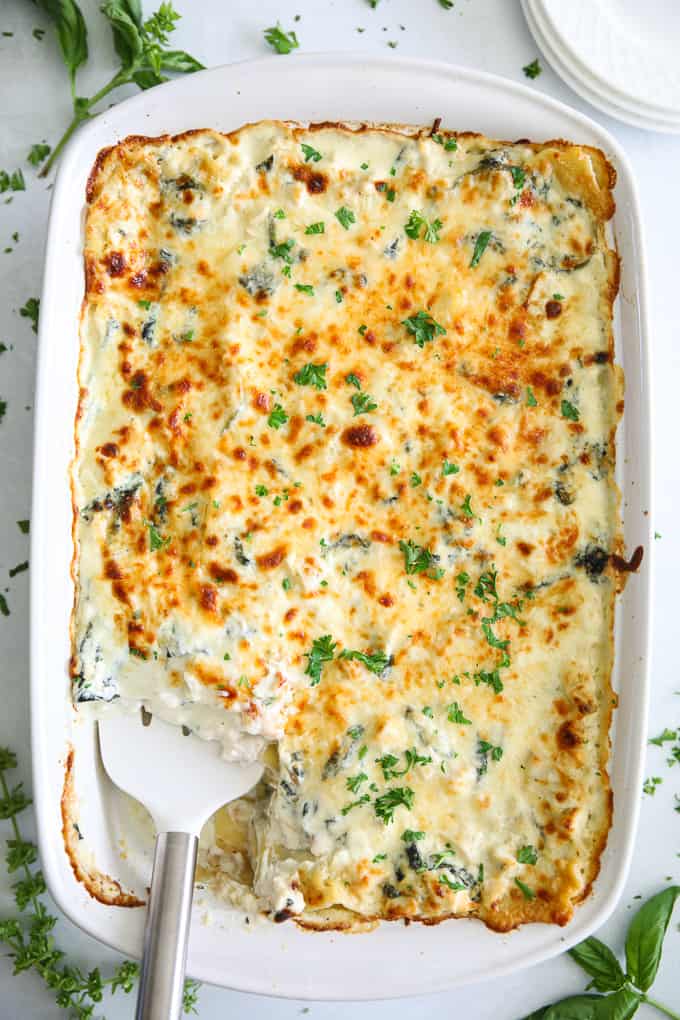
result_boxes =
[74,122,622,931]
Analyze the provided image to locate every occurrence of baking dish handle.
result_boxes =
[135,831,198,1020]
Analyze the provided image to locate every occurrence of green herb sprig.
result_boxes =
[0,746,203,1016]
[34,1,204,177]
[523,886,680,1020]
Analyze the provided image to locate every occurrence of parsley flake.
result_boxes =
[374,786,415,824]
[304,635,337,686]
[267,403,289,429]
[264,24,299,55]
[402,310,446,348]
[335,206,356,230]
[351,391,378,416]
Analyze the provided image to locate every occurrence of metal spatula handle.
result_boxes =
[135,831,198,1020]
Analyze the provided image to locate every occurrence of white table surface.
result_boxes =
[1,1,678,1017]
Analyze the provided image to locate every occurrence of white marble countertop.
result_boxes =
[1,0,678,1017]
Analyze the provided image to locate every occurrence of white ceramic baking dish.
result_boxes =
[30,55,652,1000]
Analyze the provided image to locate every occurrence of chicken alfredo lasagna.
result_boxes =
[72,120,625,932]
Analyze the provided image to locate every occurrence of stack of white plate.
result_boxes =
[521,0,680,133]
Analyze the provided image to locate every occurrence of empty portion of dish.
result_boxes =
[73,120,622,932]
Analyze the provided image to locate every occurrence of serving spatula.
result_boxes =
[98,711,263,1020]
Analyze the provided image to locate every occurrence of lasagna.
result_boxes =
[72,120,624,932]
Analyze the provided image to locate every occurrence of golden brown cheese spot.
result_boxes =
[342,424,379,448]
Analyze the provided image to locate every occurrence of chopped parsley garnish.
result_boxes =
[442,460,459,476]
[643,776,662,795]
[404,209,442,243]
[255,485,268,497]
[335,206,356,230]
[0,594,9,617]
[269,238,295,263]
[399,539,440,578]
[372,852,387,863]
[456,571,469,602]
[432,133,457,151]
[514,878,535,900]
[402,829,425,842]
[304,634,337,686]
[496,524,507,547]
[16,520,29,534]
[282,577,292,591]
[267,403,289,429]
[390,461,401,476]
[345,372,362,389]
[517,845,538,865]
[294,362,327,389]
[474,668,504,694]
[346,772,368,793]
[474,568,499,603]
[402,310,446,348]
[358,325,367,335]
[0,170,25,193]
[273,208,286,219]
[8,562,28,578]
[410,472,422,488]
[553,293,565,301]
[301,143,322,163]
[351,391,378,416]
[339,649,390,675]
[526,386,538,407]
[341,794,370,815]
[460,494,475,518]
[447,702,471,725]
[263,24,299,54]
[305,221,325,234]
[19,298,39,333]
[422,706,434,718]
[561,399,580,421]
[374,786,415,824]
[306,412,326,427]
[138,299,151,310]
[478,739,503,763]
[523,58,542,80]
[27,143,51,167]
[469,230,492,268]
[335,290,343,303]
[481,619,509,652]
[145,520,170,552]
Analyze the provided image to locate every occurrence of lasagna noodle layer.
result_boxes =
[74,121,622,931]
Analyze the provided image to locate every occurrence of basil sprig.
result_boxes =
[522,887,680,1019]
[32,1,204,176]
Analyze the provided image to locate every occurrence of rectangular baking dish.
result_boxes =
[30,55,652,1000]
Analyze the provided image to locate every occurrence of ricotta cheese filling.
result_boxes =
[73,121,622,931]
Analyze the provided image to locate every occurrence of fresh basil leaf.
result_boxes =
[34,0,88,85]
[101,0,143,69]
[159,49,205,73]
[625,885,680,991]
[522,988,640,1020]
[568,937,626,993]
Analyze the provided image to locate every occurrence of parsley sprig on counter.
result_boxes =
[523,886,680,1020]
[0,747,201,1016]
[33,1,204,177]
